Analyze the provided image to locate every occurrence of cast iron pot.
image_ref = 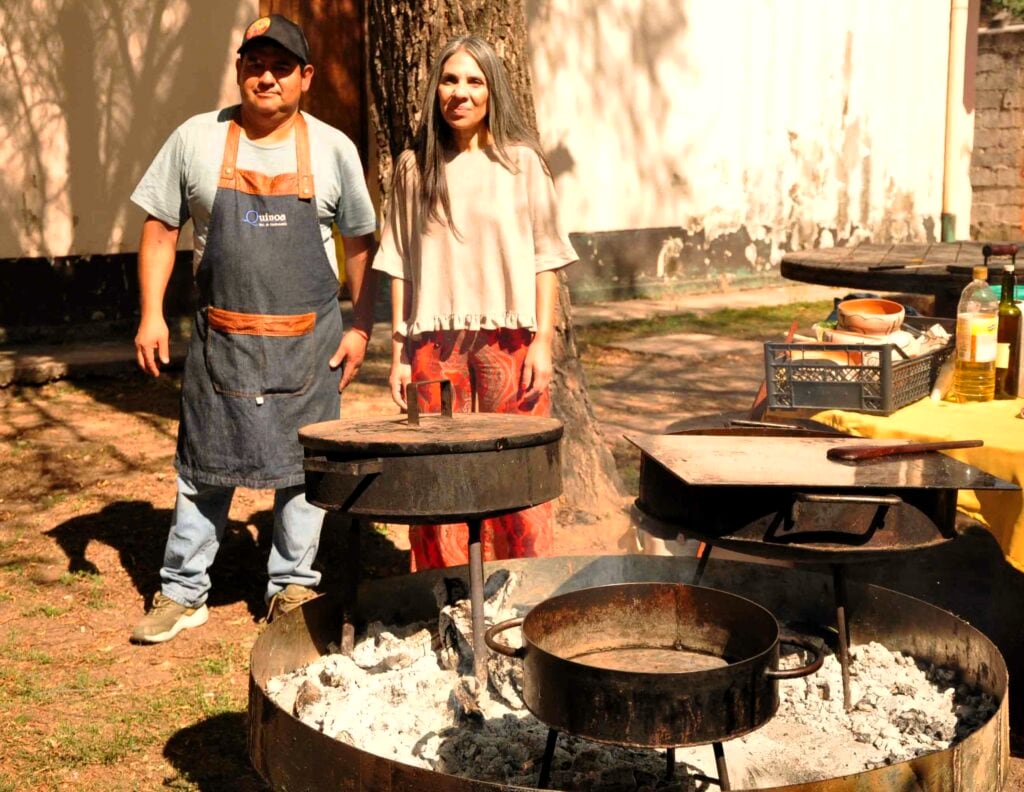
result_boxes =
[299,380,563,522]
[485,582,823,748]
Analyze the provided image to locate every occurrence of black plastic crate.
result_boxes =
[764,317,955,416]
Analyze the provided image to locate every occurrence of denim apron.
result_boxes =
[176,113,342,489]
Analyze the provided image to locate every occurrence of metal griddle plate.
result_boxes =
[300,413,563,456]
[626,434,1018,491]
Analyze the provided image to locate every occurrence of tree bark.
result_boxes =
[368,0,624,518]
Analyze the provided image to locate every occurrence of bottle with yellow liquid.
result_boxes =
[950,265,999,402]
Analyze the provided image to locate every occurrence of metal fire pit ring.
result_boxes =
[248,555,1010,791]
[484,582,823,748]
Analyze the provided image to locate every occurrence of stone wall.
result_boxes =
[971,26,1024,241]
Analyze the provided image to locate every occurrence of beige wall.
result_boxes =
[1,0,961,265]
[528,0,954,266]
[0,0,258,259]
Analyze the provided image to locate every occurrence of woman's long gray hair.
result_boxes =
[411,35,545,233]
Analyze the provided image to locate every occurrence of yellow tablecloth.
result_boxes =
[813,398,1024,573]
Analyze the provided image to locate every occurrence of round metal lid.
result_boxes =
[299,413,564,456]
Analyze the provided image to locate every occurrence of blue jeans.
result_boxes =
[160,475,324,607]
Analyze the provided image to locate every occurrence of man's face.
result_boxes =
[236,42,312,120]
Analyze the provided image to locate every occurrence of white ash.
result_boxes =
[766,641,997,772]
[266,575,997,790]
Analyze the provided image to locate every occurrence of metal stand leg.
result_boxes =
[713,741,731,790]
[467,519,488,684]
[340,516,361,654]
[537,728,558,789]
[832,564,852,711]
[693,542,712,586]
[665,748,675,782]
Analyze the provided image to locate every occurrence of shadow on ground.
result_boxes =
[44,501,409,622]
[165,712,268,791]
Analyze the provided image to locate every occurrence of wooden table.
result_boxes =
[812,397,1024,573]
[781,241,1021,317]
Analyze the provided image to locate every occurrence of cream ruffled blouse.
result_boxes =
[373,145,578,337]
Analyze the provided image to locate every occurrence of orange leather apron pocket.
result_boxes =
[205,307,317,398]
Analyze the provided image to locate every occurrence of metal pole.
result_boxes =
[713,741,731,790]
[537,728,559,789]
[832,564,852,710]
[468,518,487,684]
[693,542,712,586]
[340,516,361,654]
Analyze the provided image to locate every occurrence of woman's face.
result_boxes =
[436,49,489,137]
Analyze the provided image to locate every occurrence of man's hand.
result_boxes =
[330,328,369,391]
[135,314,170,377]
[135,216,179,378]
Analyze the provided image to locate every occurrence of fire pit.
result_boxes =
[630,427,1019,710]
[248,555,1010,791]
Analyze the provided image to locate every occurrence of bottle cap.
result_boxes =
[1004,263,1015,273]
[973,265,988,280]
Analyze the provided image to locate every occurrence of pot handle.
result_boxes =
[764,637,824,680]
[405,379,454,426]
[302,457,384,475]
[795,492,902,506]
[484,617,526,659]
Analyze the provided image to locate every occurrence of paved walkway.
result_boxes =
[0,283,847,386]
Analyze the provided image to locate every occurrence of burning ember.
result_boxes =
[266,572,997,790]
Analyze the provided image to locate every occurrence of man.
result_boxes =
[129,14,377,643]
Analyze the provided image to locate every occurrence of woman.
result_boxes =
[373,35,577,570]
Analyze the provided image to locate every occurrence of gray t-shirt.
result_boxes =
[131,106,376,276]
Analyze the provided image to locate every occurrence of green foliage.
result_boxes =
[985,0,1024,19]
[576,300,834,349]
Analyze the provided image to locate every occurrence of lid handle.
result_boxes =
[405,379,454,426]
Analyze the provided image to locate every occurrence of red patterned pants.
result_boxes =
[407,328,554,571]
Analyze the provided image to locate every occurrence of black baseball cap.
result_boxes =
[237,14,310,64]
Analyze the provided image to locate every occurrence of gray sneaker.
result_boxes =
[131,592,208,644]
[267,584,317,623]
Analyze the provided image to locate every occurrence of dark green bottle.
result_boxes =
[996,264,1021,399]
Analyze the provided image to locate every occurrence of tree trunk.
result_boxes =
[368,0,624,519]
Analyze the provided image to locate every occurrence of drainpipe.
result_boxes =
[941,0,979,241]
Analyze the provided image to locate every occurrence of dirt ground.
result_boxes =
[1,340,1021,790]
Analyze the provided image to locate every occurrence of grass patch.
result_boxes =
[0,666,53,704]
[60,570,108,609]
[611,441,642,495]
[51,721,141,767]
[13,648,53,665]
[22,603,69,619]
[576,300,833,349]
[78,651,117,667]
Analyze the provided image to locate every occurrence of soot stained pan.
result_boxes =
[486,582,822,748]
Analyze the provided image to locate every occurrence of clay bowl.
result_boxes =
[836,298,905,336]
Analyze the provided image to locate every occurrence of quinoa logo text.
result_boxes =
[242,210,288,228]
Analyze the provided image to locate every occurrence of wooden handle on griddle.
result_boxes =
[982,244,1018,259]
[826,439,983,461]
